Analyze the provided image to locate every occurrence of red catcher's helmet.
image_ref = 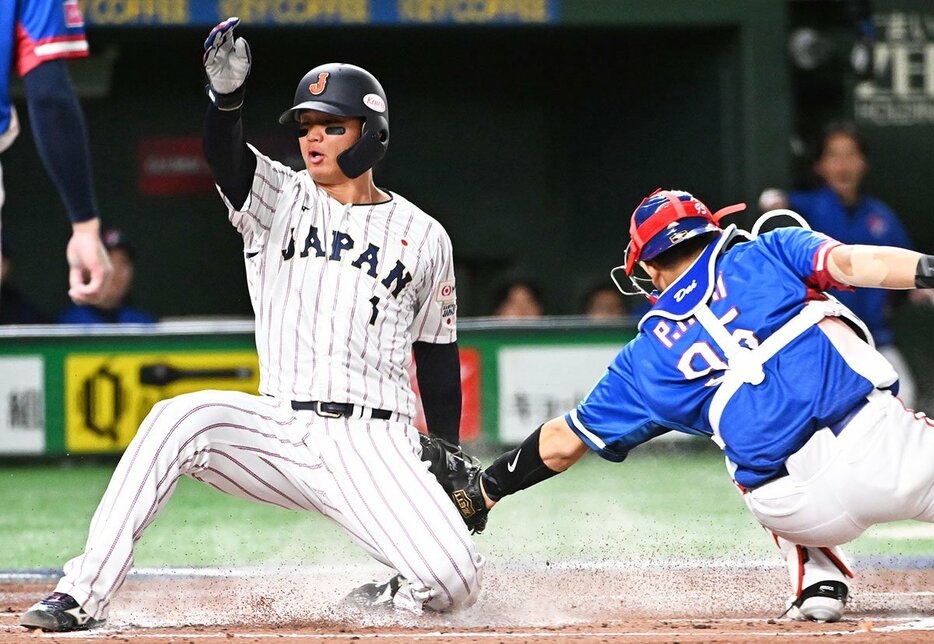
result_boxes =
[623,189,745,276]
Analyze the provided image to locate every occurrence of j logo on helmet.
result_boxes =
[309,72,329,95]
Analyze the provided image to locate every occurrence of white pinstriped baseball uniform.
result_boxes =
[235,145,456,413]
[52,148,483,619]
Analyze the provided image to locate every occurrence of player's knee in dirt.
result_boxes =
[438,564,482,611]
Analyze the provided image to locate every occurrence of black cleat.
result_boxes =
[20,592,104,632]
[785,580,848,622]
[343,573,404,610]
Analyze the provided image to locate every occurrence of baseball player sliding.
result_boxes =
[450,189,934,623]
[20,17,482,632]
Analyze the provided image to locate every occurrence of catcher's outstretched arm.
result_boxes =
[827,244,930,289]
[480,417,587,506]
[435,417,586,534]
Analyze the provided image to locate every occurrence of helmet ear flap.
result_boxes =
[279,63,390,177]
[336,114,389,179]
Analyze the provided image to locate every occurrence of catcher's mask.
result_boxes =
[611,188,745,299]
[278,63,389,179]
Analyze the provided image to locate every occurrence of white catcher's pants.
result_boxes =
[878,344,916,410]
[745,389,934,546]
[55,390,484,620]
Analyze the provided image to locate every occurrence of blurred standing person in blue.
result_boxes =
[58,229,154,324]
[760,121,921,406]
[0,0,111,303]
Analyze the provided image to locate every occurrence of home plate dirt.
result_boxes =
[1,559,932,642]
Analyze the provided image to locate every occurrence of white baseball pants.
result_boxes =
[54,390,483,620]
[878,345,916,409]
[744,389,934,546]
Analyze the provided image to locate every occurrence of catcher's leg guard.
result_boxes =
[772,532,853,622]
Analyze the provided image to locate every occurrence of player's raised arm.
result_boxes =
[201,17,256,210]
[827,244,933,290]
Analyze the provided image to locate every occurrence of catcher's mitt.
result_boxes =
[419,433,488,534]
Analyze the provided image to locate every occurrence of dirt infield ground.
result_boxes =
[1,561,932,642]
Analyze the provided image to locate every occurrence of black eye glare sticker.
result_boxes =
[297,126,346,137]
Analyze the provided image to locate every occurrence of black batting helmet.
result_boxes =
[278,63,389,179]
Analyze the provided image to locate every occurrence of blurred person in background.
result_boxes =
[759,121,923,407]
[0,0,111,304]
[580,282,628,320]
[58,229,154,324]
[491,278,544,318]
[0,233,48,324]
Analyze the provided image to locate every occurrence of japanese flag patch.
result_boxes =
[436,280,456,303]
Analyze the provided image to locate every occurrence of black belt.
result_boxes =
[291,400,392,420]
[827,398,869,436]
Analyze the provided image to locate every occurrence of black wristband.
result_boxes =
[480,425,561,502]
[206,83,246,111]
[916,255,934,288]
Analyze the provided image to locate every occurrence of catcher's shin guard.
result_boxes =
[772,532,852,622]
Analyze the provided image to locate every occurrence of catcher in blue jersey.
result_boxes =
[449,188,934,623]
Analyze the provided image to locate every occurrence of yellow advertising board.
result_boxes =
[65,351,260,453]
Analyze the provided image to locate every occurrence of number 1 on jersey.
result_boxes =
[369,296,380,325]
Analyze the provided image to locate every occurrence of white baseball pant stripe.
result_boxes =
[54,390,482,620]
[745,389,934,546]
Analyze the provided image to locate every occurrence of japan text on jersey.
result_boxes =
[221,148,457,419]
